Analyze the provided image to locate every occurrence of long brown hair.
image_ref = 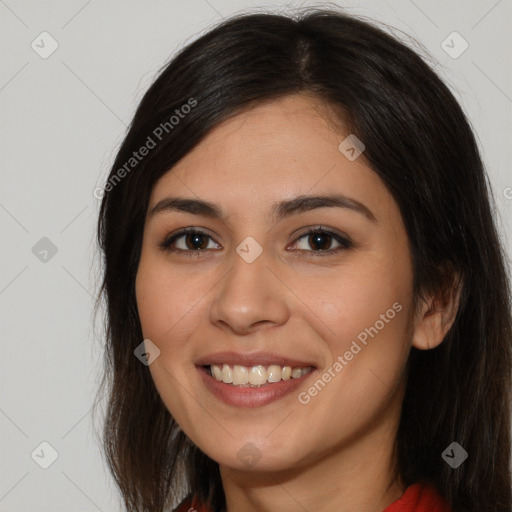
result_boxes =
[94,7,512,512]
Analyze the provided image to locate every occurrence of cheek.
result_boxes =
[297,296,410,450]
[135,257,216,384]
[136,255,194,342]
[135,260,207,428]
[300,257,412,405]
[308,259,410,346]
[135,266,168,341]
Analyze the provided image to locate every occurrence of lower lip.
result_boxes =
[197,366,316,408]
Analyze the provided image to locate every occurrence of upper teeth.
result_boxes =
[210,364,313,386]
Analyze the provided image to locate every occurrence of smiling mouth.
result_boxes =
[201,364,315,387]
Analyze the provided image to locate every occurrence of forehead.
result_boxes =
[175,94,347,172]
[149,94,395,222]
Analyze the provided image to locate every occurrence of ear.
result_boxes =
[411,272,462,351]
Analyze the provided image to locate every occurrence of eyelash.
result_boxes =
[158,226,353,258]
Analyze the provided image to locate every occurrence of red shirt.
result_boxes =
[173,482,452,512]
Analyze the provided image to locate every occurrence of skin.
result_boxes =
[135,93,459,512]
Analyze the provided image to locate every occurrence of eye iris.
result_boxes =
[186,233,208,250]
[309,232,331,251]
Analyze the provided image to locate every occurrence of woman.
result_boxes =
[94,7,512,512]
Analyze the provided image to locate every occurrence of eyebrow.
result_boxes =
[148,193,377,224]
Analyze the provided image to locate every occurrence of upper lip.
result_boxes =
[195,351,317,368]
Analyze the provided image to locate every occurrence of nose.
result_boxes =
[209,246,290,335]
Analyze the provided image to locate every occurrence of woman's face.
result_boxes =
[135,94,418,473]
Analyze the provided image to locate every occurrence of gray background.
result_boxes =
[1,0,511,511]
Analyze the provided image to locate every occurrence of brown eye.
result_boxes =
[159,226,352,258]
[181,232,210,250]
[291,227,352,255]
[159,228,220,255]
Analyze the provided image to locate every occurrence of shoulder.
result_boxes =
[173,484,451,512]
[172,494,211,512]
[383,482,452,512]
